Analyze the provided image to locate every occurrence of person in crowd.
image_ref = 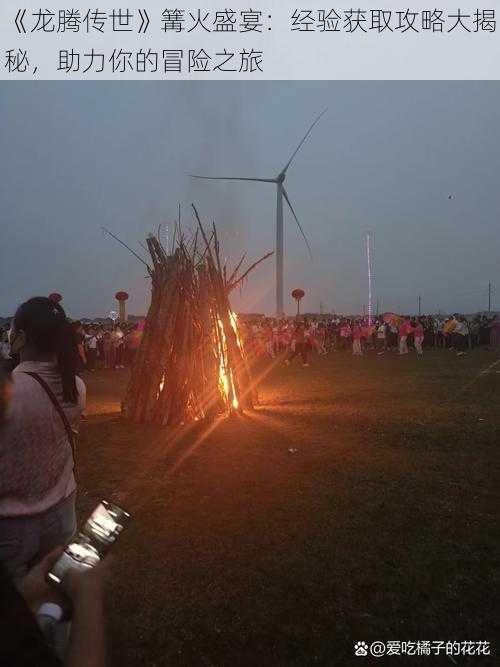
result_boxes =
[352,321,363,356]
[285,323,309,367]
[0,297,85,580]
[95,327,105,366]
[469,316,481,348]
[376,320,387,352]
[279,321,292,354]
[489,316,500,347]
[453,316,469,355]
[326,319,338,352]
[362,322,375,351]
[85,328,98,373]
[264,320,275,359]
[316,322,327,355]
[0,328,11,360]
[102,332,114,370]
[383,319,396,351]
[398,316,412,355]
[413,318,425,356]
[110,325,124,369]
[71,322,87,374]
[435,317,446,348]
[1,324,20,373]
[303,319,313,358]
[477,315,488,345]
[423,316,435,348]
[340,320,352,350]
[124,324,141,367]
[443,315,457,348]
[271,320,280,358]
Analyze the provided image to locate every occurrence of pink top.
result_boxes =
[414,324,424,338]
[352,326,362,340]
[0,361,85,517]
[399,320,412,336]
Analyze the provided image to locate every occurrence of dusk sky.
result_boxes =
[1,81,499,318]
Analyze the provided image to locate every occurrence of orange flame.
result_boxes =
[229,311,243,352]
[156,374,165,400]
[216,314,239,411]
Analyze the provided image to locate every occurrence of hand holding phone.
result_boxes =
[48,500,130,586]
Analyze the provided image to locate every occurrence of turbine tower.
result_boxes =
[190,110,327,316]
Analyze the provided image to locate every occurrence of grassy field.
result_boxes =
[78,348,499,666]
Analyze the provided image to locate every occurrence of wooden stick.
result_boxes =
[228,251,274,291]
[102,227,151,270]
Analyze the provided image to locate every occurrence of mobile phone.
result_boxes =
[48,500,130,585]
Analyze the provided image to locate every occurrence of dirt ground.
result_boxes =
[78,348,499,666]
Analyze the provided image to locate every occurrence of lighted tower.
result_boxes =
[366,232,374,325]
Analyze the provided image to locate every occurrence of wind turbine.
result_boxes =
[190,109,327,316]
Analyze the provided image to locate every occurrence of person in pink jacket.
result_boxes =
[398,317,412,355]
[413,319,424,355]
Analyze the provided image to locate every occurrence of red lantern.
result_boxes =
[49,293,62,304]
[115,291,129,302]
[291,289,305,316]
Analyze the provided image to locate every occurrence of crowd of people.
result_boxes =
[1,319,143,375]
[71,322,142,374]
[0,297,499,665]
[2,312,499,377]
[236,312,500,365]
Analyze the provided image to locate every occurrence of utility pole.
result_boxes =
[418,295,421,317]
[488,282,491,313]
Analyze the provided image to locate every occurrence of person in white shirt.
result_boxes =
[453,317,469,354]
[0,297,86,580]
[376,321,387,351]
[85,328,98,372]
[110,325,125,369]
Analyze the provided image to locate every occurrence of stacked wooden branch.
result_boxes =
[120,207,272,426]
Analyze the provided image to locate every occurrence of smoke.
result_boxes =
[178,83,260,271]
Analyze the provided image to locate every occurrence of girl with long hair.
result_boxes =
[0,297,86,580]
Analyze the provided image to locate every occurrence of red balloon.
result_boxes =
[49,293,62,303]
[291,289,305,301]
[115,291,129,302]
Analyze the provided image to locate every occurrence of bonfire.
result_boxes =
[109,206,272,426]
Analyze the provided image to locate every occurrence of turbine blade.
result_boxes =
[282,108,328,175]
[190,175,275,183]
[282,186,313,259]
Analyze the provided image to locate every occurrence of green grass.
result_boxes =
[78,348,499,666]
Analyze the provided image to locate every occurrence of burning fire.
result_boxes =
[229,311,243,352]
[216,314,239,411]
[157,374,166,400]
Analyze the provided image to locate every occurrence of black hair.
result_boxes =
[14,297,78,403]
